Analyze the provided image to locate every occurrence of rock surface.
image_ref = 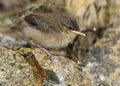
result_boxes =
[81,27,120,85]
[0,48,89,86]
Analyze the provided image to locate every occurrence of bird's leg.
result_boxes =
[31,42,52,56]
[31,42,66,60]
[50,51,66,60]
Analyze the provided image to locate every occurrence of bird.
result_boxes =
[23,13,85,56]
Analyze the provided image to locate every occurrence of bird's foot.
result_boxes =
[31,42,66,60]
[50,54,66,61]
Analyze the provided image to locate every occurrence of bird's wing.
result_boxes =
[24,13,62,33]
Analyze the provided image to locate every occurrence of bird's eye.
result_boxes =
[68,26,72,30]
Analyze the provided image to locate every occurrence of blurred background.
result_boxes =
[0,0,120,61]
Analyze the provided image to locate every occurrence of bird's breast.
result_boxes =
[24,27,77,49]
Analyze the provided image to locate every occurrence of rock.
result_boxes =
[0,32,27,49]
[0,48,90,86]
[81,28,120,85]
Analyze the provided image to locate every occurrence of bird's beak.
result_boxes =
[71,30,86,36]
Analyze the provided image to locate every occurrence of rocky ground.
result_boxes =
[82,27,120,85]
